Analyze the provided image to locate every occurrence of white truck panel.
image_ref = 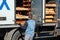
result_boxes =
[0,0,15,24]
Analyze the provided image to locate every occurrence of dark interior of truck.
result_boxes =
[16,0,57,32]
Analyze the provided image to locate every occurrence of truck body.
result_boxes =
[0,0,60,40]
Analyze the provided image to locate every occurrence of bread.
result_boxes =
[45,19,52,22]
[46,4,56,7]
[46,8,55,14]
[46,16,53,18]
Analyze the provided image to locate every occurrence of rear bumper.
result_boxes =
[0,24,20,28]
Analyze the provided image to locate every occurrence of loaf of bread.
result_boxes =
[45,19,52,22]
[46,11,49,14]
[46,16,53,18]
[49,10,55,13]
[49,8,54,11]
[46,8,55,14]
[46,4,56,7]
[16,20,26,26]
[46,8,50,11]
[46,12,55,14]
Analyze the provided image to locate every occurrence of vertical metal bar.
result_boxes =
[43,0,45,23]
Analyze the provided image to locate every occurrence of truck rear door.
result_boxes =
[31,0,43,25]
[31,0,57,26]
[58,0,60,28]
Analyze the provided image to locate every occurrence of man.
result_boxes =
[25,19,36,40]
[25,14,36,40]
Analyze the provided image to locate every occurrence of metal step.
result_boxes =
[43,23,56,26]
[35,32,57,39]
[35,36,56,39]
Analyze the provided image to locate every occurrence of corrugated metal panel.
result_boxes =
[58,0,60,19]
[58,0,60,28]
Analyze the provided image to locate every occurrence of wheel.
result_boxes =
[11,30,24,40]
[4,29,24,40]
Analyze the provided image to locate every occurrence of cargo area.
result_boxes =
[15,0,59,38]
[16,0,57,32]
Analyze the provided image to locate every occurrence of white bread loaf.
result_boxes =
[45,19,52,22]
[46,16,53,18]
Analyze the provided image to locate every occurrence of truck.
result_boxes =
[0,0,60,40]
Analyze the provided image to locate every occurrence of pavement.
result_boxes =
[34,36,60,40]
[0,36,60,40]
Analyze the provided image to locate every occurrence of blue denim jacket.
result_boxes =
[25,20,36,36]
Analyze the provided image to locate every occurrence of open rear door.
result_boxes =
[31,0,44,25]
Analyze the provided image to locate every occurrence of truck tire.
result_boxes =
[11,30,24,40]
[4,28,19,40]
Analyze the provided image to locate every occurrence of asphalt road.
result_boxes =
[0,36,60,40]
[34,36,60,40]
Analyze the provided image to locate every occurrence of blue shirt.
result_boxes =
[25,20,36,36]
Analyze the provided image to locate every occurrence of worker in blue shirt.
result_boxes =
[24,13,36,40]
